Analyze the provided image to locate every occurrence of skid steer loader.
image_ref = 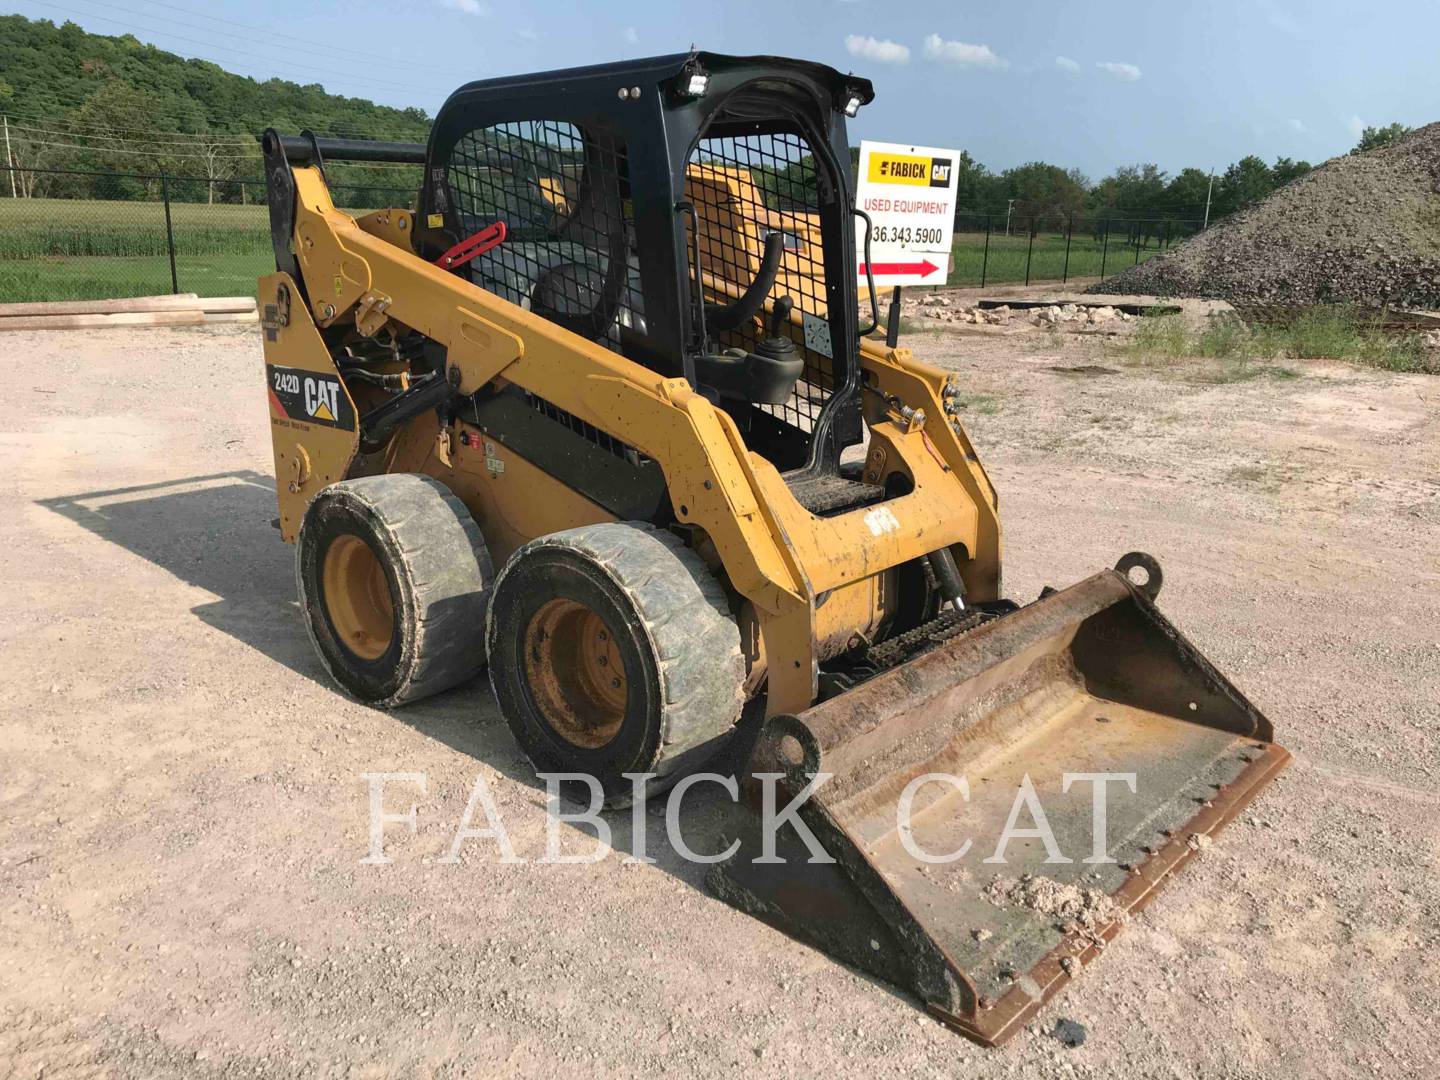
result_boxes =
[258,51,1288,1045]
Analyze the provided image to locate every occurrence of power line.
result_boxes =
[5,117,428,170]
[1,161,420,191]
[7,121,257,147]
[0,89,434,139]
[1,104,431,142]
[12,137,255,158]
[0,95,432,140]
[9,138,425,170]
[18,1,460,97]
[123,0,477,75]
[73,0,465,88]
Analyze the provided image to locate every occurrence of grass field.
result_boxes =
[948,228,1175,286]
[0,198,1178,302]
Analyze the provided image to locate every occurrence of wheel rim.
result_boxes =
[321,534,395,661]
[523,598,628,749]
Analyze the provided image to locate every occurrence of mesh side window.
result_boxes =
[688,131,830,433]
[446,120,642,352]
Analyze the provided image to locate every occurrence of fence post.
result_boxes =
[3,116,15,198]
[1099,218,1110,279]
[1062,214,1073,284]
[1024,216,1035,285]
[1133,222,1142,265]
[161,172,179,295]
[980,214,991,289]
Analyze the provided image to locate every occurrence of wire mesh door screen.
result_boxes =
[687,130,832,434]
[445,120,642,354]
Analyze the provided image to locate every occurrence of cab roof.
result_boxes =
[443,51,875,113]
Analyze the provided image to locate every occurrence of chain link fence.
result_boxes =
[0,165,1203,303]
[949,211,1203,289]
[0,166,414,303]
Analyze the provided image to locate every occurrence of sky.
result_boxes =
[7,0,1440,180]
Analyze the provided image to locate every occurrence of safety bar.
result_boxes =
[260,132,428,165]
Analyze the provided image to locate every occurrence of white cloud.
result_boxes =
[1096,60,1142,81]
[845,35,910,64]
[439,0,487,15]
[1287,117,1308,133]
[1347,115,1365,136]
[922,34,1007,70]
[1054,55,1080,74]
[622,26,639,45]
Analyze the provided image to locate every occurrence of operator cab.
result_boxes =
[415,52,875,478]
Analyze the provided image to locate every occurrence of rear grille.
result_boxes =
[524,392,647,465]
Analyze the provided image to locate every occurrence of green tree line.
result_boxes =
[857,126,1412,236]
[0,15,427,204]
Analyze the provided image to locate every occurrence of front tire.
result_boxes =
[296,474,493,707]
[486,523,745,801]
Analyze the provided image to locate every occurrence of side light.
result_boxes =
[843,94,863,118]
[684,71,710,97]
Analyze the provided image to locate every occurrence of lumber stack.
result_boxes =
[0,294,259,331]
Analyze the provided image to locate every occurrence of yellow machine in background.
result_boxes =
[258,52,1287,1045]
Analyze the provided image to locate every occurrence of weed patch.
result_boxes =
[1124,309,1438,375]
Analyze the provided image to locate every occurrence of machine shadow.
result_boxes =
[37,470,319,680]
[34,471,912,1005]
[32,470,536,785]
[30,472,769,832]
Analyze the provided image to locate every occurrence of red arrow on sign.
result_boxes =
[858,258,942,277]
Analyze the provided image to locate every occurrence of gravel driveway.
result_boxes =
[1,323,1436,1078]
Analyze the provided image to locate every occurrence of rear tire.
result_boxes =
[296,474,494,707]
[487,522,745,802]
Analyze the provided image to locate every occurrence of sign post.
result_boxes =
[855,139,961,292]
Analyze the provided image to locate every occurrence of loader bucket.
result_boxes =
[708,561,1289,1046]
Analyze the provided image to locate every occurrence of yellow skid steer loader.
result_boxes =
[257,52,1287,1045]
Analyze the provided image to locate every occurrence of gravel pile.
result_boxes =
[1092,122,1440,307]
[900,295,1134,329]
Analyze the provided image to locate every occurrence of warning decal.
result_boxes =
[266,364,356,431]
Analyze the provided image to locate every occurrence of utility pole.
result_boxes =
[1004,198,1015,236]
[3,116,15,199]
[1202,170,1214,230]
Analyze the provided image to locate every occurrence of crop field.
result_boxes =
[0,198,1176,302]
[0,198,273,301]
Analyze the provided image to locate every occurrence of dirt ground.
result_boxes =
[2,315,1438,1079]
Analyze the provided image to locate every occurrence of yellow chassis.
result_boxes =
[262,166,1002,716]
